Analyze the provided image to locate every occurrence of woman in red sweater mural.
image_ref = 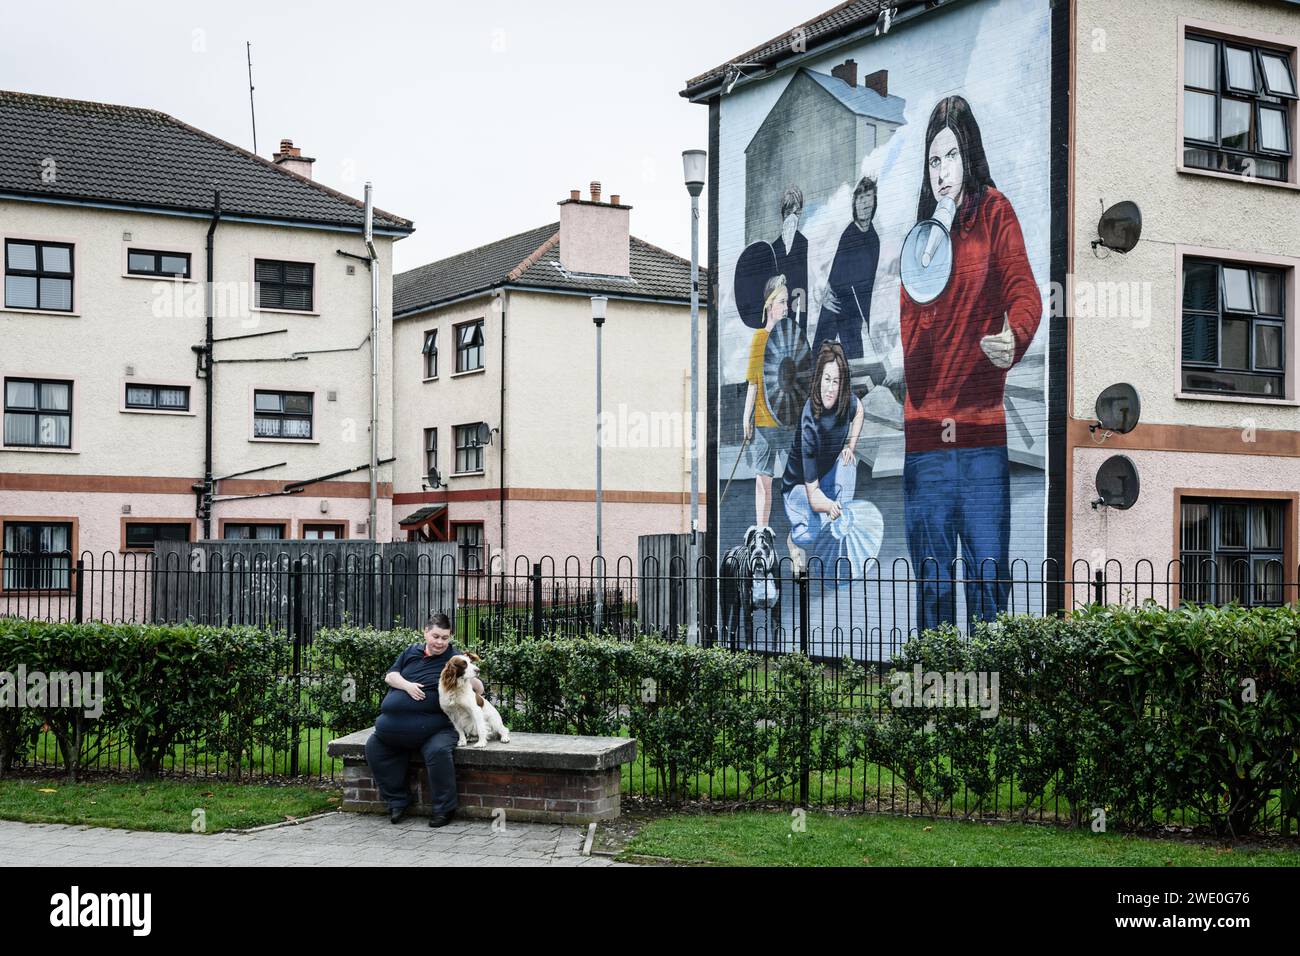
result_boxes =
[900,95,1042,630]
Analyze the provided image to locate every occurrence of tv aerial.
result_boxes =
[1092,454,1140,510]
[1092,200,1142,255]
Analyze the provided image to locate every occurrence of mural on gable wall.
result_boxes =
[715,0,1053,655]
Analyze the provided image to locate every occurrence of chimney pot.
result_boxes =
[610,194,620,205]
[272,138,315,180]
[863,69,888,98]
[590,181,602,203]
[570,189,581,201]
[831,59,858,89]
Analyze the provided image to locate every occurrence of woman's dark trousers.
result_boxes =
[364,714,459,816]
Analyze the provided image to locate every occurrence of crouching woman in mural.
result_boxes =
[900,95,1042,630]
[782,341,864,572]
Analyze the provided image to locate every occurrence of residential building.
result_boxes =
[682,0,1298,618]
[0,91,412,603]
[391,184,707,567]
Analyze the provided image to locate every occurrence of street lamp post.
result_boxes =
[682,149,706,545]
[591,294,608,629]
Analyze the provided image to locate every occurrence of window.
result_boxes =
[455,320,485,373]
[4,378,72,448]
[127,249,191,278]
[422,329,438,379]
[424,427,438,477]
[1180,498,1285,606]
[254,259,314,311]
[302,523,343,540]
[1184,33,1295,182]
[125,383,190,412]
[454,423,485,474]
[254,390,313,439]
[2,521,71,590]
[5,240,73,311]
[1181,258,1287,397]
[125,522,191,550]
[222,523,286,540]
[456,523,484,573]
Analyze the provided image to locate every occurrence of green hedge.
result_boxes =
[0,619,296,780]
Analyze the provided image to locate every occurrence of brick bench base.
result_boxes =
[327,729,637,825]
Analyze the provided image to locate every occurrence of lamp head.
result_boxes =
[590,294,608,327]
[682,149,706,197]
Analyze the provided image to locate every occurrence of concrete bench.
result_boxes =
[327,729,638,824]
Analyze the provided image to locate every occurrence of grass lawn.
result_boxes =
[0,777,341,834]
[622,811,1300,867]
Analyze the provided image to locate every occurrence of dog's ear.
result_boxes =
[467,652,481,663]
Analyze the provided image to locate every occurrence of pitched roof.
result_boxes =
[682,0,888,98]
[393,224,708,317]
[802,69,906,125]
[0,90,412,232]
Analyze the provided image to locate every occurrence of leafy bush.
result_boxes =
[308,625,416,735]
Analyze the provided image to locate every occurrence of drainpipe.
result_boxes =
[498,288,507,560]
[199,190,222,539]
[363,184,380,541]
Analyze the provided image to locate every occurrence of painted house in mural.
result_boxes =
[685,0,1300,647]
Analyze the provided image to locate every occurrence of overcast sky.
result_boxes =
[1,0,815,274]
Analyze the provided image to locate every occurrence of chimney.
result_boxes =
[558,184,630,277]
[831,59,858,89]
[863,69,888,98]
[272,138,316,180]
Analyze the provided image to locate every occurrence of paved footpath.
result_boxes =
[0,813,631,867]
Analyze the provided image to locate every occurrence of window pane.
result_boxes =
[282,418,311,438]
[3,412,35,445]
[160,255,188,276]
[6,242,37,270]
[253,417,280,437]
[1222,267,1254,312]
[1255,271,1283,315]
[1259,107,1288,152]
[1184,91,1217,141]
[39,382,69,410]
[280,286,311,310]
[254,525,281,540]
[1255,323,1283,371]
[1182,261,1218,311]
[1224,47,1255,90]
[1253,157,1286,181]
[126,385,154,406]
[1185,38,1217,88]
[40,277,72,310]
[254,261,282,284]
[1181,501,1211,552]
[1219,503,1247,548]
[1260,53,1296,97]
[38,414,69,447]
[1183,366,1282,396]
[40,246,71,273]
[254,392,281,412]
[1251,503,1284,551]
[1252,558,1283,606]
[1221,317,1250,368]
[5,275,38,309]
[282,394,311,414]
[6,380,36,408]
[158,387,187,408]
[128,252,155,272]
[1220,99,1252,151]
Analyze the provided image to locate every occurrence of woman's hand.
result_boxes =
[840,443,856,466]
[980,316,1016,369]
[403,680,426,702]
[744,415,754,443]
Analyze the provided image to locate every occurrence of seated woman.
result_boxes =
[363,613,483,827]
[782,341,864,570]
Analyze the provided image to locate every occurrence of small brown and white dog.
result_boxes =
[438,653,510,748]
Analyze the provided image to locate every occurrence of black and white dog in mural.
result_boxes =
[721,524,781,646]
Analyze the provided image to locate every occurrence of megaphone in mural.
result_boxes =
[900,195,958,305]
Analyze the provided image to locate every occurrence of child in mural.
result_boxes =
[781,341,865,570]
[742,274,797,535]
[900,95,1041,630]
[813,176,880,362]
[772,187,809,339]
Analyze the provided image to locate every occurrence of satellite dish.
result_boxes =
[1093,454,1140,510]
[1094,383,1141,434]
[475,423,492,447]
[1093,201,1142,254]
[734,241,778,330]
[900,196,957,304]
[762,316,812,427]
[426,466,442,489]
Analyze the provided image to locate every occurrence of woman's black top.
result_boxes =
[379,643,456,718]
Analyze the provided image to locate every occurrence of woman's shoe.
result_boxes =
[389,806,407,824]
[428,809,456,828]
